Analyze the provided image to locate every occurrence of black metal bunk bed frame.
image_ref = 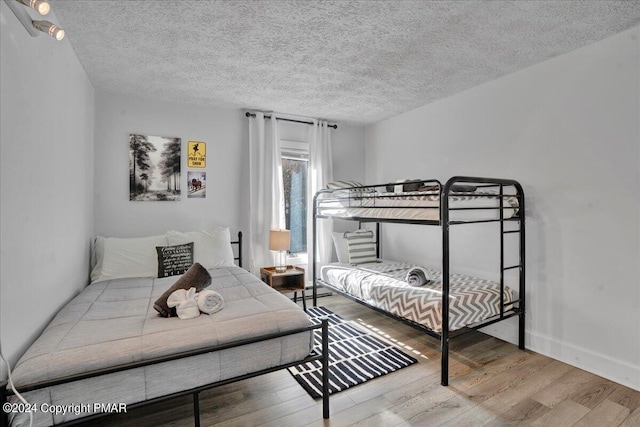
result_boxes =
[312,176,525,386]
[1,232,331,427]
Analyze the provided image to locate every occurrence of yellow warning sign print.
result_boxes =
[187,141,206,168]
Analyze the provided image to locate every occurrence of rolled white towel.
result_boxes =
[166,287,200,320]
[196,289,225,314]
[406,266,431,287]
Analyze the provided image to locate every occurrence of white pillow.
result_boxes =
[166,227,235,269]
[91,236,105,275]
[91,234,169,283]
[332,232,350,263]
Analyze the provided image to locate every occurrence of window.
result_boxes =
[281,140,309,254]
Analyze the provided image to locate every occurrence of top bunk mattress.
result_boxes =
[320,261,516,333]
[9,266,312,426]
[316,188,519,222]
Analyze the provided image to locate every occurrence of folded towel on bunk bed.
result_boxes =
[196,289,225,314]
[405,266,431,286]
[166,287,200,320]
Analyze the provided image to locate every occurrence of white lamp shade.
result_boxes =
[269,229,290,251]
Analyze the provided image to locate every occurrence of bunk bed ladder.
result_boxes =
[499,184,506,318]
[441,184,451,386]
[499,184,526,351]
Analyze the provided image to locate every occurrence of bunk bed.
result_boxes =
[2,232,330,427]
[312,176,525,386]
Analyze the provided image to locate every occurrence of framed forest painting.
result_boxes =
[129,134,181,201]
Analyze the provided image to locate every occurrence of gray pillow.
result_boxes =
[156,242,194,278]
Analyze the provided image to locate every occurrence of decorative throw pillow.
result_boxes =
[154,262,212,317]
[403,180,423,192]
[386,179,423,193]
[344,230,377,265]
[156,242,194,278]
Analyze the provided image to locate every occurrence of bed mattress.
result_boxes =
[316,189,519,222]
[320,261,515,333]
[9,266,312,426]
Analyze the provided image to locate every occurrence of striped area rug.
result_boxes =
[288,306,418,399]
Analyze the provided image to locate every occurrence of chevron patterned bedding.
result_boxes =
[320,261,515,332]
[316,189,519,222]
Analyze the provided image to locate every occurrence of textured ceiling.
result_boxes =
[50,0,640,125]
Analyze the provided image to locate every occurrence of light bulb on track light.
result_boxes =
[32,20,65,40]
[16,0,50,16]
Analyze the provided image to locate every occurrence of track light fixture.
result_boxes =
[3,0,65,40]
[16,0,49,15]
[32,20,64,40]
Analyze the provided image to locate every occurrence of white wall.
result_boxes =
[365,27,640,390]
[94,93,248,238]
[331,123,366,185]
[0,4,95,371]
[94,93,366,262]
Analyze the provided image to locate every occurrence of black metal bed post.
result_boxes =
[376,222,381,258]
[441,180,451,386]
[321,318,330,419]
[237,231,243,268]
[499,185,505,318]
[192,392,200,427]
[312,192,319,307]
[1,380,8,427]
[516,183,526,350]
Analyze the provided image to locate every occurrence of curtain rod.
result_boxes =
[245,112,337,129]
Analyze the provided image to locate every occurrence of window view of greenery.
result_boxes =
[282,157,308,253]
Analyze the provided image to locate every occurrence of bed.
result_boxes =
[312,176,526,386]
[316,179,520,223]
[321,260,516,332]
[2,228,330,427]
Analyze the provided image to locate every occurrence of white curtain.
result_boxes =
[248,112,285,274]
[307,120,334,265]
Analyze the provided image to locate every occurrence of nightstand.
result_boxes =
[260,266,306,310]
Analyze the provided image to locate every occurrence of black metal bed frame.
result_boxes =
[1,232,330,426]
[312,176,525,386]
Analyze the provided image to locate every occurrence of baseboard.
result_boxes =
[480,320,640,392]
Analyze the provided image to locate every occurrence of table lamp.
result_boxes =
[269,229,290,273]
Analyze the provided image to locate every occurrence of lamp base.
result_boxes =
[275,251,287,273]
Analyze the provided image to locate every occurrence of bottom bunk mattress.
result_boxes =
[9,266,313,427]
[320,261,515,333]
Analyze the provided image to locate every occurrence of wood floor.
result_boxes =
[85,295,640,427]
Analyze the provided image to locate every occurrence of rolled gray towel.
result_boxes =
[406,266,431,286]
